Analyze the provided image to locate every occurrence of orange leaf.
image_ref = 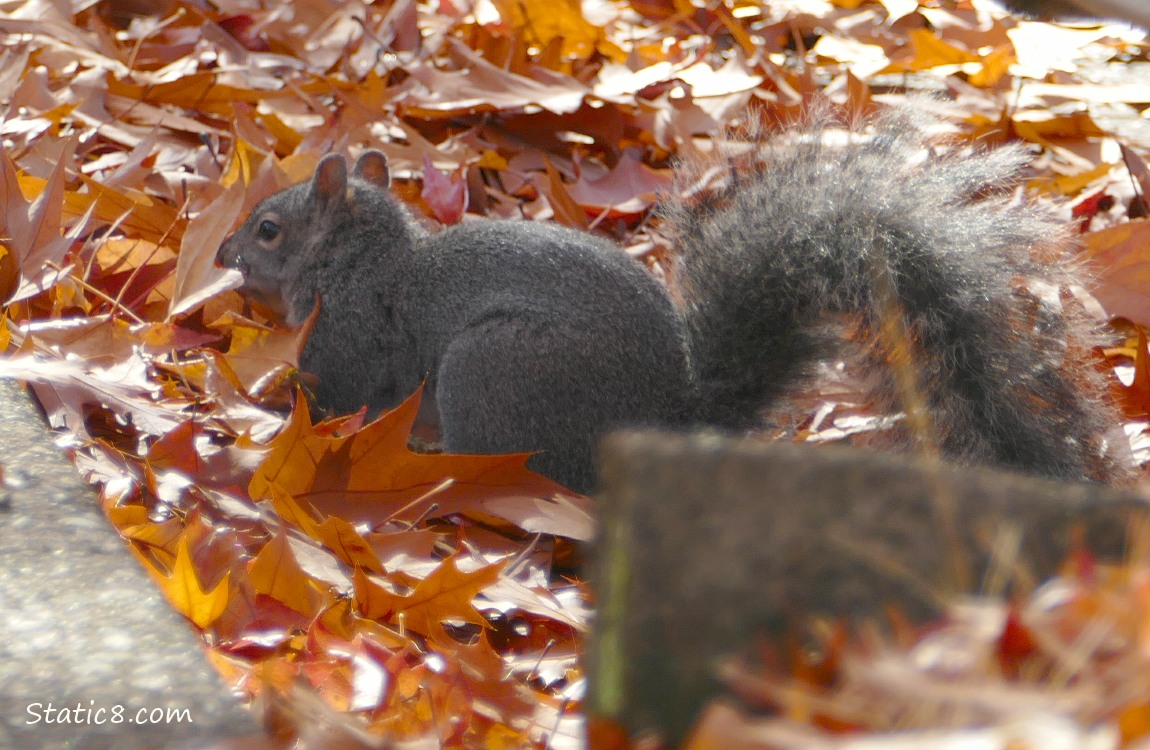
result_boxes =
[105,73,282,115]
[1118,329,1150,417]
[268,485,386,574]
[1120,702,1150,744]
[354,555,505,636]
[904,29,978,71]
[1082,219,1150,326]
[154,535,230,629]
[486,0,601,59]
[72,175,186,245]
[248,528,326,618]
[968,44,1015,88]
[247,387,581,531]
[216,309,313,399]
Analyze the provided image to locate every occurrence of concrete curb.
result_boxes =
[0,379,260,749]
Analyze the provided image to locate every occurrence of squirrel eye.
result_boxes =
[256,219,280,241]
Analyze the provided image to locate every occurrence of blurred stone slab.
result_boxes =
[588,431,1148,743]
[0,379,261,750]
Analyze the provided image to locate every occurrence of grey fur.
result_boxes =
[218,154,692,490]
[217,116,1124,492]
[662,110,1122,483]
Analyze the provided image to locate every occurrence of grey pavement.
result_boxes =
[0,379,262,750]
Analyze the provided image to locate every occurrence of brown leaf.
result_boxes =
[7,352,184,437]
[246,388,582,531]
[402,40,587,117]
[420,155,468,225]
[1082,219,1150,326]
[1122,144,1150,218]
[566,150,671,220]
[169,180,246,318]
[1,138,94,303]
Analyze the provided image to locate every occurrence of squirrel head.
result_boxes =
[216,150,395,325]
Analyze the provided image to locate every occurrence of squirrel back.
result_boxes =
[218,112,1125,491]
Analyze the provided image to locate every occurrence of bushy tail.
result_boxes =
[662,108,1124,483]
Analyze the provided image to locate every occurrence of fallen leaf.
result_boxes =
[151,534,231,629]
[1083,219,1150,325]
[248,527,328,618]
[354,555,506,636]
[169,180,246,318]
[246,388,581,531]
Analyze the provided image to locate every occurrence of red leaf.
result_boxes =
[421,155,468,225]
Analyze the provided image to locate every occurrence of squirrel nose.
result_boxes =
[215,236,245,274]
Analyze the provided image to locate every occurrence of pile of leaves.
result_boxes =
[677,540,1150,749]
[2,0,1150,747]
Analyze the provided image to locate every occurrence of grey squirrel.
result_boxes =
[216,110,1124,493]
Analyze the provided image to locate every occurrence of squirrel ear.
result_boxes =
[353,150,391,189]
[312,153,349,208]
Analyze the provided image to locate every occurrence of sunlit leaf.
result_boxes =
[154,535,230,629]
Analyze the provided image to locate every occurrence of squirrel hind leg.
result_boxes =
[433,318,692,494]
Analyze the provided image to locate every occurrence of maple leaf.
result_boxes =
[147,534,230,629]
[246,387,586,533]
[354,555,506,638]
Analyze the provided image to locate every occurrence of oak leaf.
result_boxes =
[169,179,246,318]
[246,387,584,532]
[354,555,505,637]
[268,484,386,575]
[1083,219,1150,326]
[248,528,327,619]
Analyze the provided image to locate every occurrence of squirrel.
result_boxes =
[216,109,1125,493]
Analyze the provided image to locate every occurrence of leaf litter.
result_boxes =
[0,0,1149,747]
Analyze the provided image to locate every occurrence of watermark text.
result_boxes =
[26,701,193,726]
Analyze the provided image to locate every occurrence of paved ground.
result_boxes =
[0,379,260,750]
